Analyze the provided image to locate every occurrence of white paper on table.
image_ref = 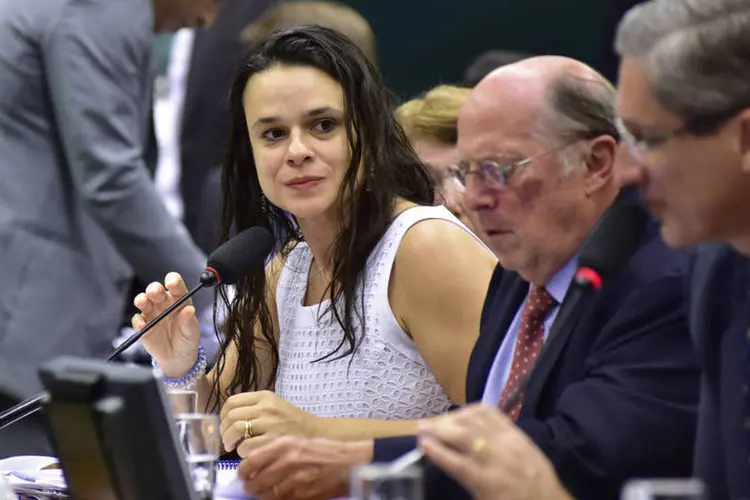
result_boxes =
[214,462,254,499]
[0,455,66,491]
[0,455,260,499]
[0,475,15,500]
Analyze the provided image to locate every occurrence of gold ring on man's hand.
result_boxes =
[471,436,486,456]
[244,419,254,439]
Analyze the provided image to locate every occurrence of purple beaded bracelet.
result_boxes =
[152,345,207,391]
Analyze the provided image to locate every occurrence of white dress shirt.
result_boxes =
[153,28,194,222]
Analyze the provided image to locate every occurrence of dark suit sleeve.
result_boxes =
[41,2,210,308]
[692,376,728,500]
[373,436,471,500]
[372,436,418,462]
[517,275,700,499]
[372,402,463,462]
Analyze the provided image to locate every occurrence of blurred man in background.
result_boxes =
[174,0,277,254]
[615,0,750,497]
[241,0,376,62]
[0,0,219,457]
[463,49,533,87]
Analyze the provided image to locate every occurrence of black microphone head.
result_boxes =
[576,191,649,288]
[203,226,274,286]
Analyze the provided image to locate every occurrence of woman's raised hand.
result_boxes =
[133,272,202,378]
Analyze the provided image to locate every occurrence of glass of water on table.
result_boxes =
[350,463,423,500]
[167,389,198,415]
[174,413,221,499]
[621,478,706,500]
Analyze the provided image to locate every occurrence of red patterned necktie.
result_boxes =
[498,286,557,421]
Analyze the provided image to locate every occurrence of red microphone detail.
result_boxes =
[575,267,603,291]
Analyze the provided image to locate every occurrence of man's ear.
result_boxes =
[737,108,750,174]
[583,135,617,197]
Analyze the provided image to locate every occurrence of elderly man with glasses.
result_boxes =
[229,56,700,500]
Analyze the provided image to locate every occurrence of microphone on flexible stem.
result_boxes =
[0,226,274,431]
[389,190,650,473]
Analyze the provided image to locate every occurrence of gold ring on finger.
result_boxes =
[471,436,486,456]
[244,419,254,440]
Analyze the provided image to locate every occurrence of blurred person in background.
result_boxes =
[135,25,497,463]
[116,0,277,359]
[463,49,534,87]
[170,0,277,255]
[0,0,220,457]
[616,0,750,497]
[233,55,699,500]
[241,0,377,63]
[395,85,486,240]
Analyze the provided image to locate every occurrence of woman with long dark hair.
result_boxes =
[134,25,496,455]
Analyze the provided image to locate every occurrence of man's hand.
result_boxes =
[237,436,373,500]
[418,404,573,500]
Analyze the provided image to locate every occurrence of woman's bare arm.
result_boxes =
[390,219,498,404]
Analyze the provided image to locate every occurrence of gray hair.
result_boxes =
[535,73,620,173]
[615,0,750,127]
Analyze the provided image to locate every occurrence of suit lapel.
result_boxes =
[522,191,651,412]
[467,271,527,403]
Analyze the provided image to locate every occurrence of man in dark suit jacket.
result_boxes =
[231,56,700,500]
[180,0,277,253]
[412,2,750,499]
[409,204,698,500]
[685,245,750,499]
[615,1,750,498]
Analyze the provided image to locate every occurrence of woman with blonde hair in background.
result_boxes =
[396,85,486,241]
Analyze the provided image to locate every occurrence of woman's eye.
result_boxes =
[312,119,337,134]
[262,128,285,141]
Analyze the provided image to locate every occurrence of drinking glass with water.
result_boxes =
[621,478,706,500]
[166,389,198,415]
[174,413,221,499]
[349,463,423,500]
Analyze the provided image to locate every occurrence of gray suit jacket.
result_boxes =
[0,0,214,399]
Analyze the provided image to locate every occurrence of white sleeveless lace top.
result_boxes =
[274,205,487,419]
